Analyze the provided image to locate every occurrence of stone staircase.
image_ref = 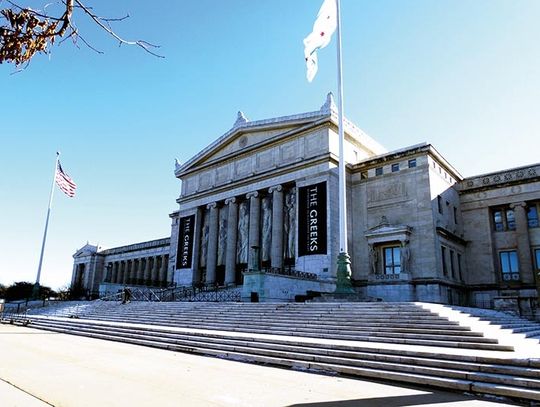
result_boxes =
[25,302,540,403]
[450,306,540,341]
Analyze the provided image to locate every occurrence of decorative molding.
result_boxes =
[269,185,283,194]
[462,165,539,192]
[234,111,249,127]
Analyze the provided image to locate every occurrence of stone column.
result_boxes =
[247,191,260,270]
[151,256,159,285]
[270,185,284,270]
[139,259,146,284]
[120,261,127,285]
[510,202,534,284]
[112,262,119,284]
[126,260,132,285]
[142,258,150,285]
[163,254,170,284]
[158,255,167,286]
[225,197,238,285]
[206,202,219,284]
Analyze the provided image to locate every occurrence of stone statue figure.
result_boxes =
[199,209,210,268]
[236,201,249,264]
[283,188,296,259]
[401,243,411,273]
[261,195,273,262]
[217,208,228,266]
[369,245,378,274]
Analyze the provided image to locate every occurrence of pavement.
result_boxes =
[0,323,520,407]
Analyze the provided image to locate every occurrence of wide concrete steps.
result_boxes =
[55,304,508,350]
[449,306,540,341]
[74,315,504,350]
[28,317,540,403]
[27,302,512,351]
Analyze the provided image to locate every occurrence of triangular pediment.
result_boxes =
[365,217,412,244]
[73,243,99,258]
[176,111,328,176]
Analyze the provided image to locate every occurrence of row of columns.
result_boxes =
[200,184,285,285]
[106,254,169,287]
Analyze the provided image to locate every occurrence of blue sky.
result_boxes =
[1,0,539,289]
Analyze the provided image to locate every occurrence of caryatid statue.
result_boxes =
[236,200,249,264]
[283,188,296,260]
[261,195,272,263]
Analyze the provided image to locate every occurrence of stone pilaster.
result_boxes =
[270,185,284,270]
[206,202,219,284]
[225,197,238,285]
[510,202,534,284]
[247,191,260,270]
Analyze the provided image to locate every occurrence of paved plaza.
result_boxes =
[0,324,519,407]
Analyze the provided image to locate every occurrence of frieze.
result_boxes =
[280,140,298,163]
[367,182,408,204]
[215,164,230,185]
[235,156,252,177]
[462,166,538,191]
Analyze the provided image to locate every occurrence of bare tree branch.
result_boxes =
[0,0,162,66]
[74,0,163,58]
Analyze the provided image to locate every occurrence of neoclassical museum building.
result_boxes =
[71,94,540,316]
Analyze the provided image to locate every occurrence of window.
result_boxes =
[408,159,416,168]
[453,207,458,224]
[528,204,539,228]
[535,249,540,270]
[391,163,399,172]
[499,250,519,281]
[506,209,516,230]
[437,196,443,214]
[450,249,455,278]
[361,171,368,180]
[441,246,448,276]
[384,246,401,274]
[492,207,516,231]
[457,253,463,281]
[375,167,383,176]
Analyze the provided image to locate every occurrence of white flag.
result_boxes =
[303,0,337,82]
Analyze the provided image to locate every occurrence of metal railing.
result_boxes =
[246,266,318,280]
[98,283,241,302]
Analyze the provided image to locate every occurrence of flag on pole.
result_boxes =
[55,161,77,197]
[303,0,337,82]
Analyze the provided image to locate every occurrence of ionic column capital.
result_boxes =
[207,202,218,210]
[225,197,237,205]
[246,191,259,199]
[269,185,283,194]
[510,202,527,210]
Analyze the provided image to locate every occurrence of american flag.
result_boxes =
[55,161,77,197]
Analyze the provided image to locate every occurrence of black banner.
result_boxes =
[176,215,195,269]
[298,182,327,256]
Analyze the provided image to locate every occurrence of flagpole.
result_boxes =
[33,152,60,297]
[334,0,354,293]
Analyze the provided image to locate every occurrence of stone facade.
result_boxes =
[71,239,170,298]
[70,94,540,317]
